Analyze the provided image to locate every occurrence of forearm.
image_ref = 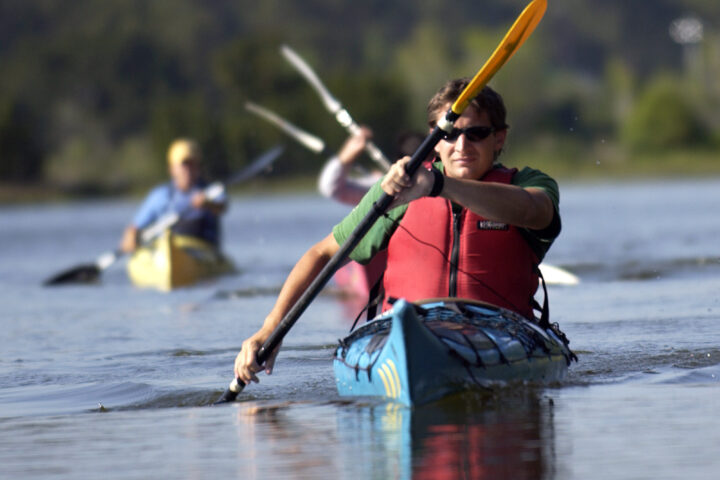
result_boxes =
[319,157,379,205]
[235,233,341,383]
[120,226,139,252]
[259,234,340,334]
[318,157,351,198]
[441,177,554,230]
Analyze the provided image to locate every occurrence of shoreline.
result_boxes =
[3,149,720,206]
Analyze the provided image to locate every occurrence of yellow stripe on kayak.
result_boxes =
[387,359,402,400]
[381,363,397,399]
[377,367,392,398]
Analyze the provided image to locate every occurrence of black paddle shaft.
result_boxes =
[258,127,446,362]
[214,126,450,404]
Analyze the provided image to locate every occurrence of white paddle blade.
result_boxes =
[204,182,225,202]
[96,251,120,271]
[539,264,580,286]
[280,44,342,113]
[281,45,391,171]
[245,102,326,153]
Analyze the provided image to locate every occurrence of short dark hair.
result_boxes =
[427,78,509,131]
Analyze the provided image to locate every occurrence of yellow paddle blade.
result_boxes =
[451,0,547,115]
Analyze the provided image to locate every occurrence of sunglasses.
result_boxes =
[442,126,495,143]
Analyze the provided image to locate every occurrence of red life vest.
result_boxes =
[382,166,539,318]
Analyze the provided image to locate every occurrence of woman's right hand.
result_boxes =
[338,126,372,165]
[120,226,139,253]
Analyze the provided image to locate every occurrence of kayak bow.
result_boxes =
[334,298,575,406]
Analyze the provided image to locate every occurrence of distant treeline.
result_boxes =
[1,0,719,194]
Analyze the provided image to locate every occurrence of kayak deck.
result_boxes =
[333,298,576,406]
[127,231,234,291]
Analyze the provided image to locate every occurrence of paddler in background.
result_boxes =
[317,127,424,301]
[235,79,561,385]
[318,126,424,204]
[317,126,381,205]
[120,138,228,253]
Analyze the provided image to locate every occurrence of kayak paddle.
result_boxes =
[246,101,379,181]
[245,102,329,156]
[214,0,548,404]
[43,145,284,286]
[248,82,578,287]
[280,44,392,170]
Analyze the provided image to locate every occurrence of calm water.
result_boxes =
[1,179,719,479]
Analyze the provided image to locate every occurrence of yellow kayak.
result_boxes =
[127,231,234,291]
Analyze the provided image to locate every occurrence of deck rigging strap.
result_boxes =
[534,267,550,329]
[421,302,551,361]
[365,273,385,322]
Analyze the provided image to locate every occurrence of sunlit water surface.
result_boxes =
[1,179,719,479]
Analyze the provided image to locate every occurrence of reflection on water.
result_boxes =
[233,389,556,480]
[3,182,720,478]
[410,392,554,480]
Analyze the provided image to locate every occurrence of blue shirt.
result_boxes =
[132,181,226,246]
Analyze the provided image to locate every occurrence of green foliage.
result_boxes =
[1,0,719,196]
[0,99,43,182]
[621,75,707,151]
[392,22,457,123]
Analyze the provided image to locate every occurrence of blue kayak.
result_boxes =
[333,298,576,406]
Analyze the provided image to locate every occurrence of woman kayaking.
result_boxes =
[234,78,562,385]
[119,138,228,253]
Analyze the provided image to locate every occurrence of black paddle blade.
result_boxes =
[43,264,101,286]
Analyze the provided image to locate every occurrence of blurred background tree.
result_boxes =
[621,74,709,151]
[0,0,718,198]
